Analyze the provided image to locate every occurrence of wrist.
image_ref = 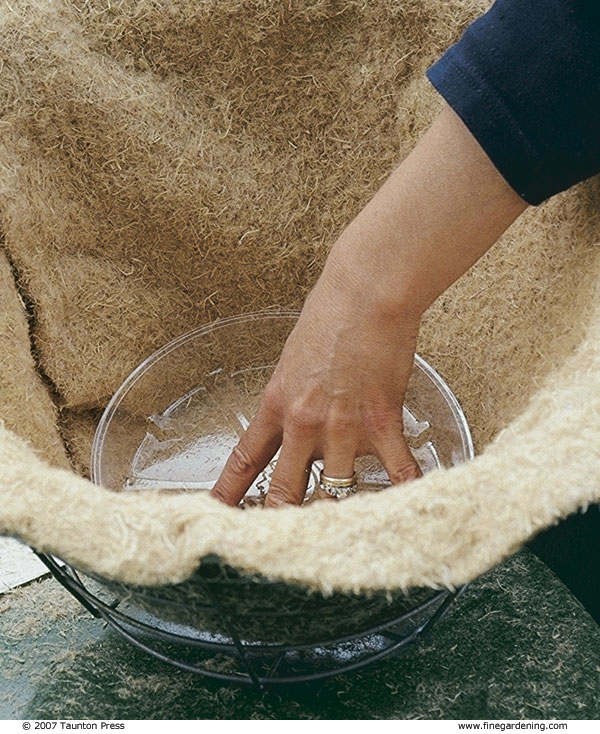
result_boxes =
[317,242,425,334]
[322,232,428,325]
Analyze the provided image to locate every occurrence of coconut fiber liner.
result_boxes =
[1,0,600,596]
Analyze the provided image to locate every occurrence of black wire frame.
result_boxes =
[36,552,465,689]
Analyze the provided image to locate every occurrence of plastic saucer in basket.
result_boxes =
[41,311,474,687]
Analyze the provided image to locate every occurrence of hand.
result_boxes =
[210,258,422,507]
[211,104,527,506]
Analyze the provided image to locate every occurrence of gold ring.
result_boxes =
[319,471,357,487]
[318,470,357,499]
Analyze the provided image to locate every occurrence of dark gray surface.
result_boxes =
[1,550,599,720]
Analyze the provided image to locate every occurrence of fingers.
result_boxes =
[212,397,421,509]
[264,437,314,507]
[322,412,359,479]
[210,414,281,507]
[317,415,359,501]
[368,410,422,485]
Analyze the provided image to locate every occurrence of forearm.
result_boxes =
[321,104,528,321]
[212,105,530,507]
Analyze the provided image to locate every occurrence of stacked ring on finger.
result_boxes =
[318,470,358,499]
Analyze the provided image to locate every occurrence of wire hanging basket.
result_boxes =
[38,311,473,688]
[37,552,464,687]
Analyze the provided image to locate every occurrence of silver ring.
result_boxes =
[318,470,357,499]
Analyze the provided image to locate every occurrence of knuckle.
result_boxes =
[325,406,356,436]
[287,402,319,437]
[364,405,401,437]
[260,383,281,417]
[228,443,257,477]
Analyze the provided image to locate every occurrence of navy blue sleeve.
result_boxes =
[426,0,600,205]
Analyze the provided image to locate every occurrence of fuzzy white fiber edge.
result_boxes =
[2,301,600,593]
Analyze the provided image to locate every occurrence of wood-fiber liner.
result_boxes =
[0,0,599,591]
[0,250,68,468]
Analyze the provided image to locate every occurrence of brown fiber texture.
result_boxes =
[0,250,68,468]
[0,0,599,592]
